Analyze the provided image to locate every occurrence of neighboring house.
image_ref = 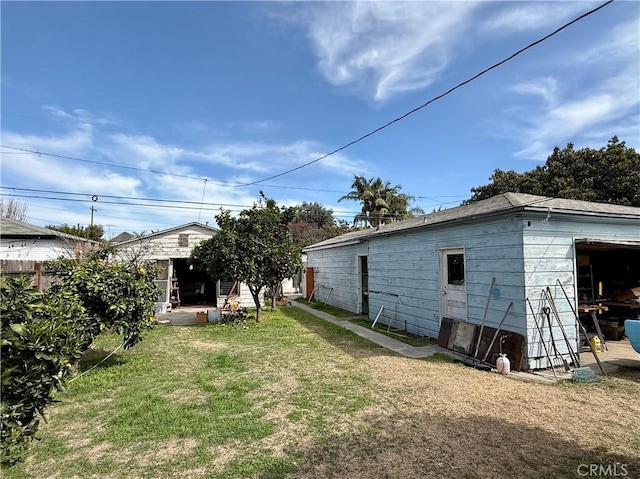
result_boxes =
[110,231,135,244]
[303,193,640,371]
[0,217,97,289]
[114,222,258,312]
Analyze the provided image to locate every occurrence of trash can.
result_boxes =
[208,308,222,323]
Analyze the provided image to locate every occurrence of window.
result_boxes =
[219,279,240,296]
[178,234,189,247]
[447,254,465,285]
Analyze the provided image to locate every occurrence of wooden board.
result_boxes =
[437,317,454,348]
[438,317,526,371]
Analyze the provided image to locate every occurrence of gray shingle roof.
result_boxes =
[0,217,96,243]
[304,193,640,251]
[110,231,135,244]
[114,222,218,246]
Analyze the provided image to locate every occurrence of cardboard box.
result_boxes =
[614,287,640,302]
[195,311,207,323]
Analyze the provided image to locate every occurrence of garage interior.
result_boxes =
[171,258,216,307]
[575,239,640,345]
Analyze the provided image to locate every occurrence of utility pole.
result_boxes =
[90,205,96,228]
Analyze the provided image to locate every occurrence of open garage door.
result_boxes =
[574,238,640,344]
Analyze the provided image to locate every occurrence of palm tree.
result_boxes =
[339,175,403,227]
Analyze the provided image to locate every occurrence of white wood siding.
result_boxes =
[307,217,526,339]
[306,210,639,370]
[309,242,369,313]
[367,219,525,339]
[1,238,83,261]
[522,213,640,369]
[116,227,216,261]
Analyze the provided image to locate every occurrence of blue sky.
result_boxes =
[1,1,639,239]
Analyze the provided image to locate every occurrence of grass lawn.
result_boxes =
[294,298,356,318]
[349,317,435,347]
[4,305,640,479]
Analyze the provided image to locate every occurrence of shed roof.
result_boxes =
[0,217,96,243]
[115,222,218,246]
[303,193,640,251]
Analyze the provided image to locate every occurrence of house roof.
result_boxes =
[303,193,640,252]
[110,231,135,244]
[0,217,96,243]
[115,222,218,246]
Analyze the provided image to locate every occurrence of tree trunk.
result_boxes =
[271,285,277,311]
[249,286,263,322]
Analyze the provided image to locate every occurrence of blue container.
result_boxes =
[625,319,640,354]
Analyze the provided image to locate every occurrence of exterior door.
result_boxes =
[359,256,369,314]
[440,248,467,321]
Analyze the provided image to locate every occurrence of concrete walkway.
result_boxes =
[291,301,455,360]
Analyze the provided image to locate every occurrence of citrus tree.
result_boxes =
[191,194,302,321]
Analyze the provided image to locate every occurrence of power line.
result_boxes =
[0,186,258,209]
[0,145,344,194]
[0,145,208,181]
[0,191,365,217]
[0,2,613,195]
[2,186,454,212]
[1,192,416,221]
[231,0,615,187]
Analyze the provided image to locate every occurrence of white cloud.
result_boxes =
[43,105,118,127]
[480,3,594,33]
[299,2,480,101]
[510,77,558,107]
[513,79,638,161]
[2,128,94,155]
[573,18,640,65]
[506,12,640,161]
[1,105,369,231]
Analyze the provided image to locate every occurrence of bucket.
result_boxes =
[208,309,222,323]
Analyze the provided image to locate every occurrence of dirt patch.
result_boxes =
[188,340,226,352]
[208,441,243,471]
[289,356,640,478]
[114,438,200,468]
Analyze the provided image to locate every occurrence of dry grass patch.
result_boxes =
[6,308,639,479]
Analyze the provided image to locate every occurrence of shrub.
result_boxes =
[1,275,86,465]
[1,249,159,465]
[45,248,159,350]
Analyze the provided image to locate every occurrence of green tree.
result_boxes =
[45,247,159,350]
[191,194,302,322]
[339,175,421,227]
[45,223,105,242]
[466,137,640,206]
[1,274,87,465]
[1,249,159,465]
[289,201,335,228]
[284,202,353,249]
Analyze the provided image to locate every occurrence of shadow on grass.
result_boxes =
[280,306,396,359]
[603,363,640,383]
[291,411,639,479]
[294,298,356,318]
[77,347,127,373]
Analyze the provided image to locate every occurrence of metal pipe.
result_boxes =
[526,297,557,379]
